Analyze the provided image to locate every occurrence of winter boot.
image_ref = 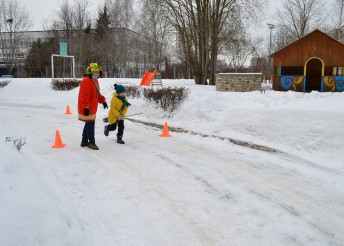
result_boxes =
[117,136,125,144]
[80,141,89,147]
[104,125,109,137]
[88,143,99,150]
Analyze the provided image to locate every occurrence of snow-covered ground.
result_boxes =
[0,78,343,246]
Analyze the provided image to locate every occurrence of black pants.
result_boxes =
[108,120,124,137]
[82,121,95,143]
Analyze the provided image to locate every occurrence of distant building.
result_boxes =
[0,31,49,65]
[0,28,164,77]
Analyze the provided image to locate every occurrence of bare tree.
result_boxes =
[54,0,74,40]
[209,1,252,84]
[120,0,134,28]
[0,0,31,74]
[273,25,294,51]
[250,37,270,76]
[276,0,326,44]
[158,0,211,84]
[158,0,266,85]
[138,0,172,71]
[49,0,92,76]
[330,0,344,40]
[106,0,135,28]
[71,0,92,73]
[52,0,91,43]
[224,29,253,71]
[102,0,136,77]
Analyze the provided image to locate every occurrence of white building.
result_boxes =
[0,31,49,65]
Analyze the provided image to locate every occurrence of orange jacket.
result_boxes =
[78,76,106,122]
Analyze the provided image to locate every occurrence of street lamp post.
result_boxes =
[7,18,14,74]
[267,23,275,54]
[267,23,275,80]
[0,21,3,65]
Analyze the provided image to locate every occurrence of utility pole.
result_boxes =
[7,18,14,74]
[267,23,275,79]
[0,22,3,69]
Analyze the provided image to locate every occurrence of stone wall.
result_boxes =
[215,73,262,92]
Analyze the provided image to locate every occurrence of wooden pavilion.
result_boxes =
[271,29,344,92]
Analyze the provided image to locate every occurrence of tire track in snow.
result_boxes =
[124,124,344,245]
[127,118,344,177]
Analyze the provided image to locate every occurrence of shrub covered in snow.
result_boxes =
[51,79,81,91]
[125,86,189,112]
[0,80,10,88]
[143,87,189,112]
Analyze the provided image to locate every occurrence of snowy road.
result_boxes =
[1,103,344,246]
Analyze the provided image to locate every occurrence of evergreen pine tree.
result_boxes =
[25,38,58,77]
[95,4,111,40]
[84,23,92,34]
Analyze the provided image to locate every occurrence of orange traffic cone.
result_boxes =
[51,130,67,148]
[159,122,171,137]
[64,105,72,115]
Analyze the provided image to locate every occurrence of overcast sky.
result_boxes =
[20,0,283,35]
[19,0,60,30]
[19,0,105,30]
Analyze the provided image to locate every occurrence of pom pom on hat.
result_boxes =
[114,84,125,93]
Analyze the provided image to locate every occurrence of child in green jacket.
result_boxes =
[104,84,131,144]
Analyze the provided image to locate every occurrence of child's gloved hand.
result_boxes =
[118,115,123,120]
[102,102,108,109]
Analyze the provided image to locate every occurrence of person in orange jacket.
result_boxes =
[78,62,108,150]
